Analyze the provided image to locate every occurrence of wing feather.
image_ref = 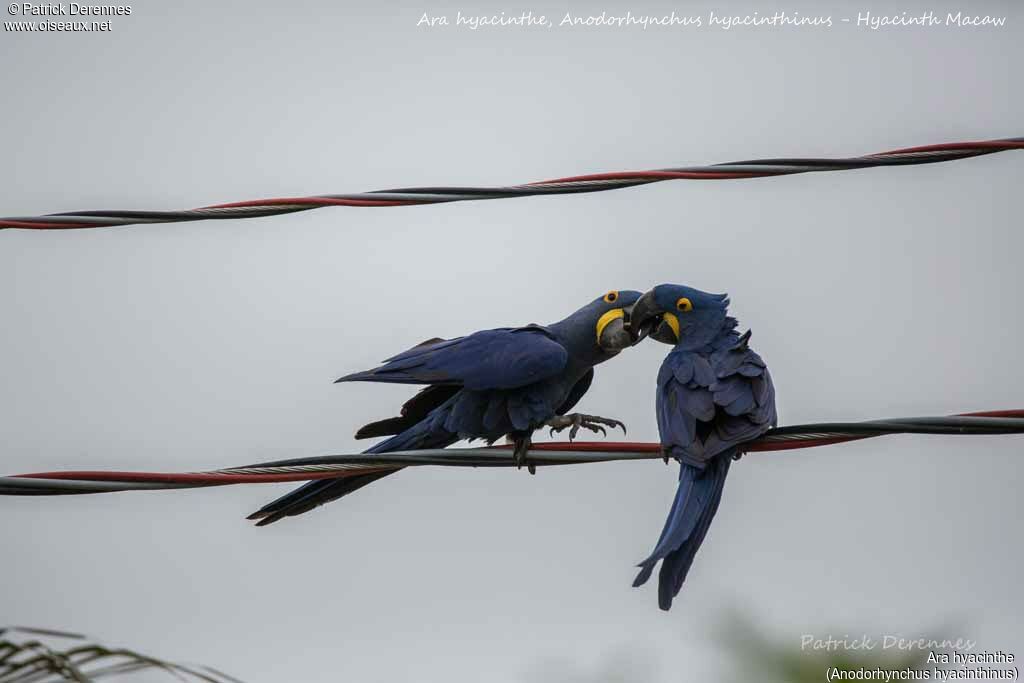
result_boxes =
[657,331,777,463]
[336,327,568,391]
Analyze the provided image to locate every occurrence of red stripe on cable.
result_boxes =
[204,197,416,209]
[878,140,1024,155]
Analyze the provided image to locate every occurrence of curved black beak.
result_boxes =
[625,290,662,343]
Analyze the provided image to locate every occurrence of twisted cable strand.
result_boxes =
[3,410,1021,496]
[2,138,1020,231]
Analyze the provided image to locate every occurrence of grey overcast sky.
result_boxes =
[1,0,1021,681]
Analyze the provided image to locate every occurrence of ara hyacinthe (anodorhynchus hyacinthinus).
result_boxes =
[626,284,777,610]
[247,289,644,526]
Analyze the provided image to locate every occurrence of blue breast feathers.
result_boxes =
[657,331,776,464]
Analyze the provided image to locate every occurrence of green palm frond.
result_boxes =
[0,628,243,683]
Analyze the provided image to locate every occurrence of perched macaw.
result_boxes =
[627,284,777,610]
[247,289,643,526]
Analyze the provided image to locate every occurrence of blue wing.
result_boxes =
[635,331,776,610]
[655,332,776,465]
[252,328,573,526]
[336,326,568,391]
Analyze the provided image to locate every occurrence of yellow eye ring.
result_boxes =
[676,297,693,312]
[603,291,619,304]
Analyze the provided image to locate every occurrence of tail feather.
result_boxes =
[247,470,398,526]
[355,417,409,440]
[247,418,456,526]
[657,460,729,610]
[355,385,461,439]
[633,453,732,610]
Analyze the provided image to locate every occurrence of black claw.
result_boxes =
[511,434,534,473]
[546,413,626,444]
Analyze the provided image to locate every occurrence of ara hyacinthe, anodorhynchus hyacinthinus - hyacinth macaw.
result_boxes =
[627,284,777,610]
[246,289,644,526]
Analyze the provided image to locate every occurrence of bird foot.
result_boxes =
[512,434,536,475]
[547,413,627,441]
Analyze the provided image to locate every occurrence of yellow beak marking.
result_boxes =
[662,312,681,341]
[595,308,625,344]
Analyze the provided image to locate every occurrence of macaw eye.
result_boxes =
[603,291,619,303]
[676,297,693,312]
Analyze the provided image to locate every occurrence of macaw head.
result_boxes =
[551,289,644,359]
[627,284,730,348]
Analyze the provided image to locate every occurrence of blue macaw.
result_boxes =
[247,289,644,526]
[627,284,777,610]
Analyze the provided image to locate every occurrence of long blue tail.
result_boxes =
[632,452,732,610]
[246,420,456,526]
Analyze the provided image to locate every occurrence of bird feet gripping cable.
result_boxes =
[511,434,536,475]
[511,414,627,476]
[546,413,627,441]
